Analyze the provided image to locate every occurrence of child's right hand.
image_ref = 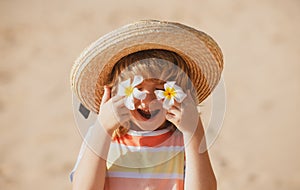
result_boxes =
[97,86,130,136]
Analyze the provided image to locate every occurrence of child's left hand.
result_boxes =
[165,90,199,135]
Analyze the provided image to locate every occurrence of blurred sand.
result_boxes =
[0,0,300,189]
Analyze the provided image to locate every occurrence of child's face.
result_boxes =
[129,79,167,131]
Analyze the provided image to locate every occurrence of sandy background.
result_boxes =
[0,0,300,189]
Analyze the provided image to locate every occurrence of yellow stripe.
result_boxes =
[107,145,184,168]
[107,151,184,175]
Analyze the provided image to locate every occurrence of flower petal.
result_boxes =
[132,75,144,87]
[163,97,174,110]
[172,84,187,103]
[117,79,131,96]
[164,81,176,90]
[173,84,183,91]
[133,88,146,100]
[124,96,135,110]
[154,90,165,100]
[174,90,187,103]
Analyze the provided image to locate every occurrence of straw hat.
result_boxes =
[70,20,224,114]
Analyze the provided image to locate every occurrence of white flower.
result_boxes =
[117,75,147,110]
[154,81,187,110]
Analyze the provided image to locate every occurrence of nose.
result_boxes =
[140,89,156,107]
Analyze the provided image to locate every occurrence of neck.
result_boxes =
[129,120,173,131]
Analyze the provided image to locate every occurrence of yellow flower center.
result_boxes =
[125,86,134,97]
[163,87,176,100]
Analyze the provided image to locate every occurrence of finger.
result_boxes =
[119,113,131,123]
[116,106,129,115]
[100,86,111,106]
[167,107,181,116]
[111,103,130,119]
[171,102,181,111]
[118,110,130,117]
[165,113,173,120]
[111,94,124,102]
[112,111,130,126]
[112,97,127,108]
[166,112,177,122]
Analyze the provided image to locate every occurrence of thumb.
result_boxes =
[100,86,111,106]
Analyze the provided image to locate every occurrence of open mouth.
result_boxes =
[137,108,160,120]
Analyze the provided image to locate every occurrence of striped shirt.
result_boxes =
[71,126,185,190]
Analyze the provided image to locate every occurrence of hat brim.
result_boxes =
[71,20,223,114]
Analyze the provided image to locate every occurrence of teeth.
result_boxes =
[138,109,149,114]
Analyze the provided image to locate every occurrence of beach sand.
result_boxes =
[0,0,299,189]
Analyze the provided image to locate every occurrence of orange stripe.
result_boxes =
[104,177,184,190]
[113,130,184,147]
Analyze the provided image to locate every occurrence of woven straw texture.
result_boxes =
[70,20,223,114]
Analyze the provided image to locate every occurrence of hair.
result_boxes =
[105,49,197,138]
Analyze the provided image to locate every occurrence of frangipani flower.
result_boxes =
[117,75,147,110]
[154,81,187,110]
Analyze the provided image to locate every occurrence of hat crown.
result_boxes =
[71,20,223,113]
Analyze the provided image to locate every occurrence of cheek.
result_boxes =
[129,110,135,118]
[133,98,141,107]
[150,99,164,109]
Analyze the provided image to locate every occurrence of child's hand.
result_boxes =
[166,90,199,135]
[97,86,130,135]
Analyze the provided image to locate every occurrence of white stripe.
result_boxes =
[107,171,184,179]
[110,142,184,152]
[127,126,174,136]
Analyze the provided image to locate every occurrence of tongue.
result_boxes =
[138,109,151,119]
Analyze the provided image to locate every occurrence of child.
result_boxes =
[70,20,223,190]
